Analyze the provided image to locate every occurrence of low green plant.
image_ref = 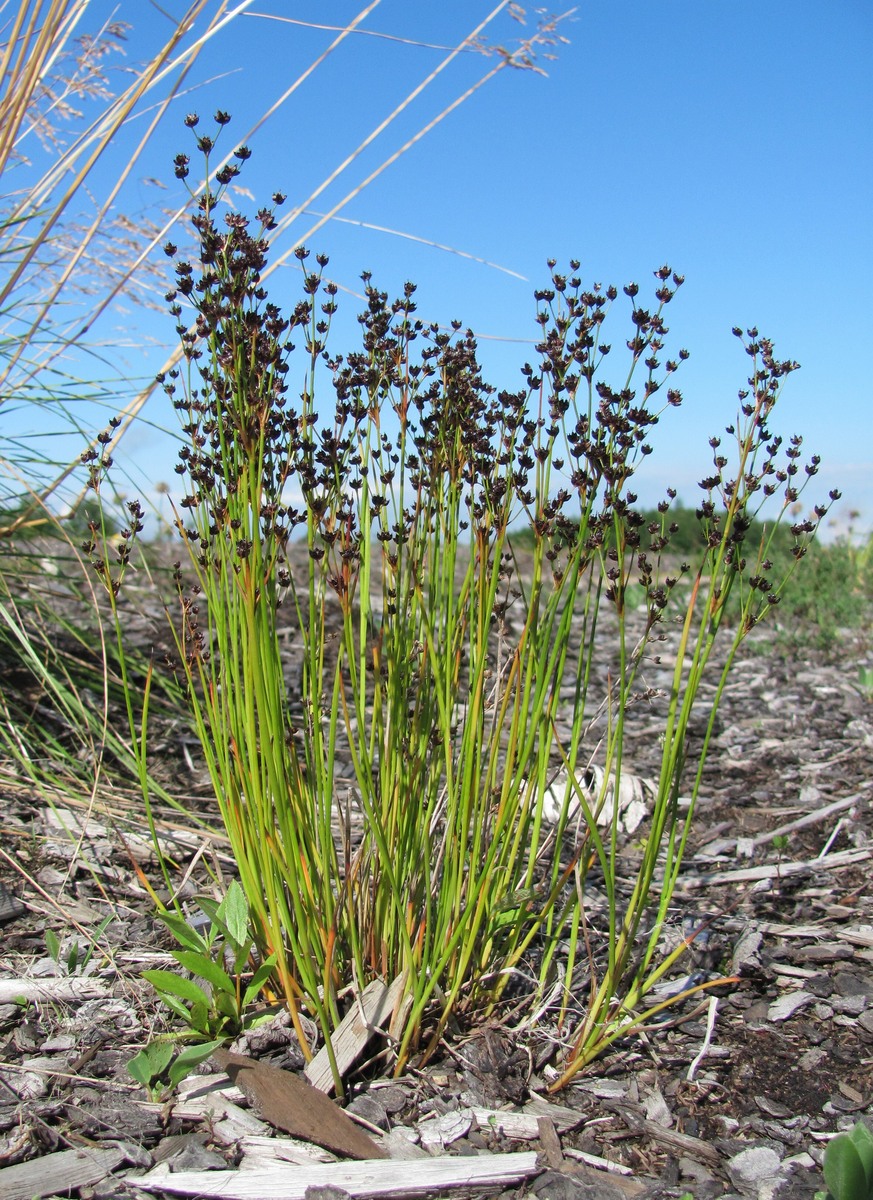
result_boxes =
[815,1122,873,1200]
[90,118,836,1093]
[141,881,277,1045]
[127,1038,224,1102]
[771,833,790,889]
[44,914,113,976]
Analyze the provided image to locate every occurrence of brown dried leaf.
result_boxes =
[211,1051,386,1161]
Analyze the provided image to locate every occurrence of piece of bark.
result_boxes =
[606,1101,720,1168]
[305,977,407,1094]
[523,1096,585,1134]
[137,1149,539,1198]
[563,1147,633,1175]
[561,1160,649,1198]
[235,1134,335,1168]
[212,1050,386,1161]
[748,791,867,847]
[0,1145,124,1200]
[418,1110,472,1152]
[536,1116,564,1169]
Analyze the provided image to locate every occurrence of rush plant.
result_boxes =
[89,120,836,1091]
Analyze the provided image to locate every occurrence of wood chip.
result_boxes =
[213,1050,386,1160]
[0,1145,124,1200]
[305,977,408,1094]
[235,1134,335,1167]
[418,1110,472,1152]
[606,1102,721,1167]
[523,1095,585,1133]
[0,977,110,1004]
[537,1116,564,1169]
[563,1160,649,1196]
[137,1150,539,1198]
[469,1105,582,1141]
[563,1147,633,1175]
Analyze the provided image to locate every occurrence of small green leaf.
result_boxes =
[188,1001,211,1035]
[167,1039,226,1089]
[229,939,253,977]
[66,941,81,975]
[146,1040,175,1076]
[195,897,233,947]
[157,911,210,954]
[824,1133,867,1200]
[127,1049,155,1088]
[44,928,60,963]
[218,880,249,948]
[158,993,195,1024]
[142,969,212,1011]
[128,1040,173,1089]
[171,949,235,997]
[80,913,113,973]
[213,990,239,1022]
[242,956,277,1008]
[194,896,221,925]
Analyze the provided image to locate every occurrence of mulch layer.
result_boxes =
[1,604,871,1200]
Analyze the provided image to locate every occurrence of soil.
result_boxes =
[1,564,871,1200]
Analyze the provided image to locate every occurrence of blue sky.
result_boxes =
[13,1,872,533]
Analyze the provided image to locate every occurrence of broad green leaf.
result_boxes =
[172,950,235,997]
[168,1039,226,1089]
[218,880,249,948]
[142,969,212,1011]
[849,1123,873,1191]
[824,1134,867,1200]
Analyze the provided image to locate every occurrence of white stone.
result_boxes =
[767,990,815,1022]
[727,1145,782,1189]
